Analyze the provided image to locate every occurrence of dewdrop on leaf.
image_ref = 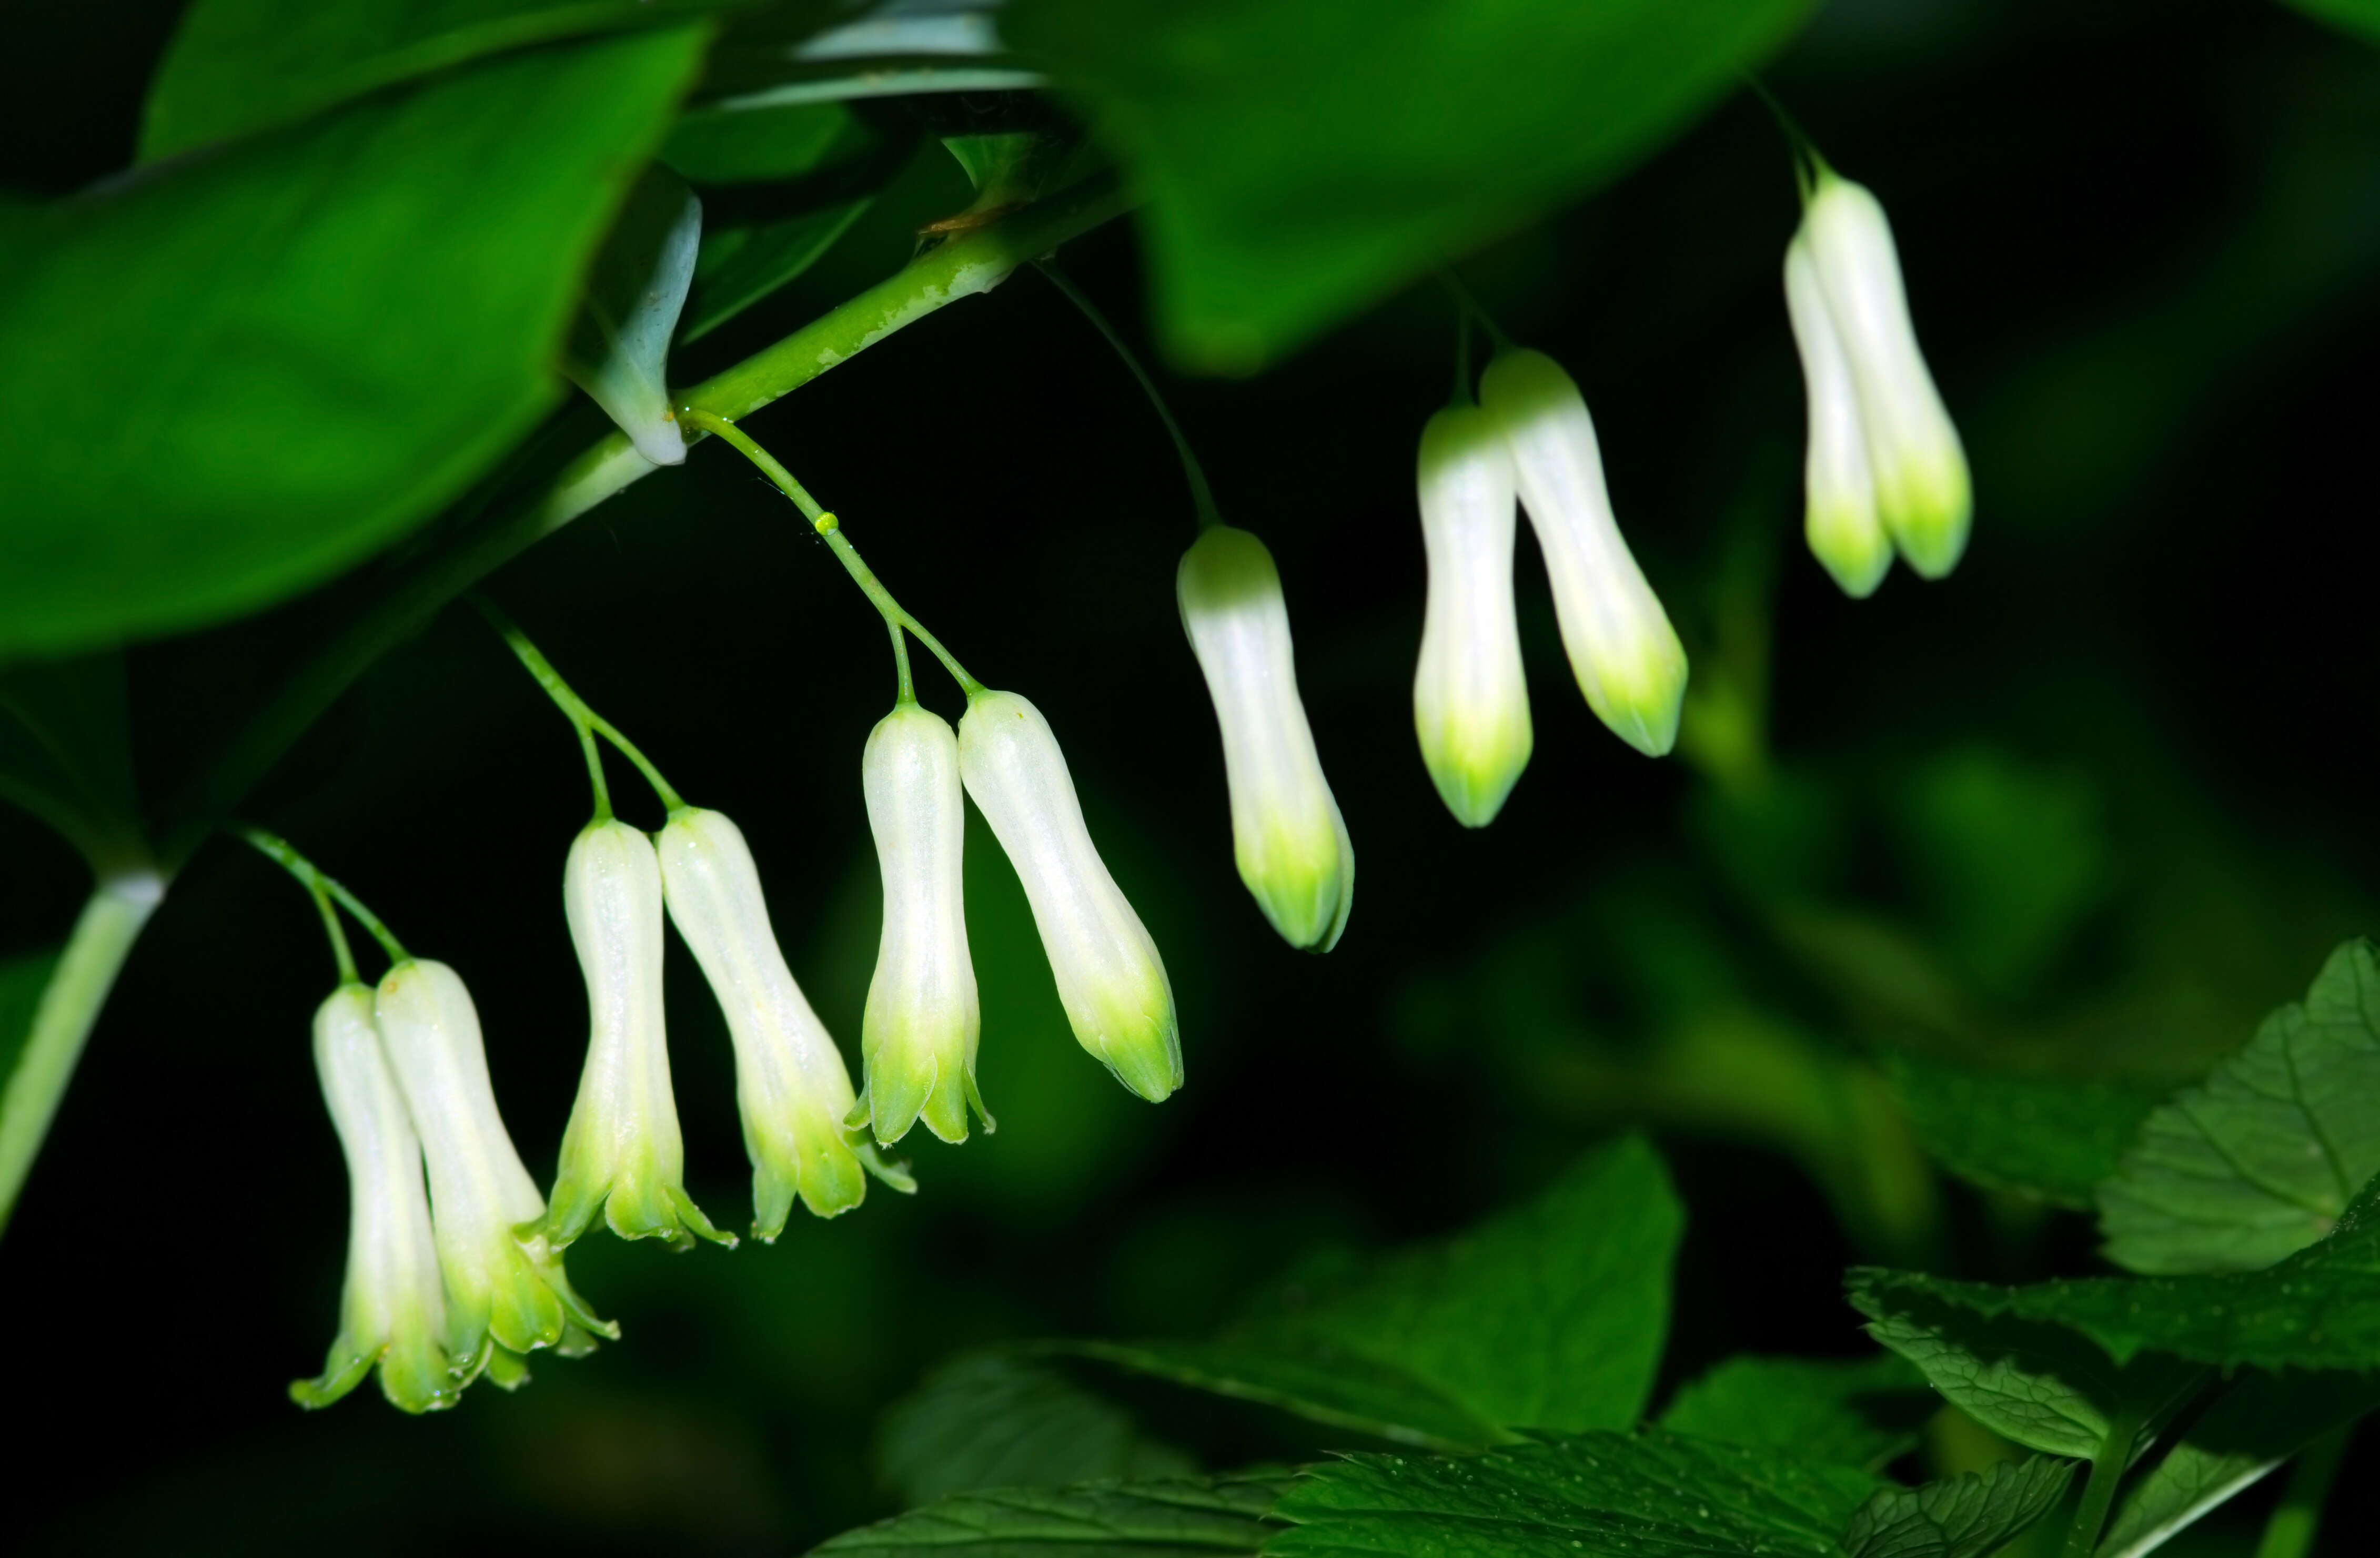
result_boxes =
[1177,526,1355,950]
[1413,404,1532,826]
[855,703,987,1147]
[561,170,702,467]
[375,959,616,1371]
[1478,349,1687,758]
[290,984,459,1414]
[542,819,732,1251]
[957,690,1182,1101]
[1797,170,1971,580]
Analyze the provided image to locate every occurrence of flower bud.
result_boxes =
[1177,526,1355,950]
[291,985,458,1414]
[375,959,614,1365]
[543,819,731,1250]
[855,705,987,1146]
[1414,404,1532,826]
[1798,171,1971,580]
[561,171,701,468]
[956,690,1182,1101]
[1783,235,1892,598]
[1478,348,1687,758]
[656,807,903,1238]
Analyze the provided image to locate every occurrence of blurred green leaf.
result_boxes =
[2277,0,2380,44]
[0,653,145,869]
[2096,1371,2380,1558]
[1885,1052,2156,1211]
[1849,1272,2204,1461]
[1657,1353,1935,1473]
[141,0,785,158]
[813,1474,1288,1558]
[686,200,877,340]
[1842,1456,2075,1558]
[1077,1138,1681,1448]
[0,28,706,663]
[1269,1430,1881,1558]
[880,1351,1197,1509]
[1007,0,1813,371]
[0,951,64,1105]
[663,99,890,186]
[2097,940,2380,1275]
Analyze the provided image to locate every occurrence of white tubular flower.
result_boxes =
[1177,525,1355,951]
[543,819,732,1250]
[291,984,458,1415]
[561,171,701,468]
[1784,234,1892,598]
[656,807,902,1239]
[1798,170,1971,580]
[956,690,1182,1102]
[1478,348,1688,758]
[375,959,614,1366]
[856,704,988,1147]
[1414,404,1532,826]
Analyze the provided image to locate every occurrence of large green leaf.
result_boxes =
[879,1351,1197,1509]
[0,654,145,869]
[1006,0,1814,371]
[1657,1353,1935,1473]
[0,28,707,663]
[812,1474,1288,1558]
[1885,1052,2155,1211]
[1842,1456,2075,1558]
[1849,1272,2204,1462]
[2277,0,2380,45]
[1269,1430,1881,1558]
[140,0,780,158]
[1076,1138,1682,1449]
[2097,940,2380,1275]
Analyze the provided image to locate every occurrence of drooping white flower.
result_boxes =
[1783,234,1892,598]
[655,807,905,1238]
[1478,348,1688,758]
[1795,170,1971,581]
[1177,525,1354,950]
[1413,404,1532,826]
[956,689,1182,1101]
[542,819,732,1250]
[855,704,987,1146]
[290,984,459,1414]
[375,959,614,1367]
[561,170,702,468]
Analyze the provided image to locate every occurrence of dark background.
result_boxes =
[4,0,2379,1550]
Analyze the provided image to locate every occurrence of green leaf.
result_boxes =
[879,1351,1198,1508]
[2097,940,2380,1275]
[1885,1051,2158,1212]
[2096,1370,2380,1558]
[141,0,782,158]
[812,1474,1288,1558]
[1269,1430,1882,1558]
[1848,1271,2204,1461]
[1658,1353,1936,1472]
[1076,1138,1683,1448]
[0,653,146,871]
[1842,1456,2075,1558]
[1006,0,1815,371]
[0,28,707,663]
[2275,0,2380,46]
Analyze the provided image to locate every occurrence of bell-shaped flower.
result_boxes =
[655,807,908,1239]
[1414,404,1532,826]
[1783,233,1892,598]
[542,819,732,1251]
[1478,348,1688,758]
[290,984,459,1414]
[561,169,702,467]
[1795,170,1971,580]
[375,958,616,1369]
[1177,526,1355,950]
[854,704,989,1146]
[956,689,1182,1101]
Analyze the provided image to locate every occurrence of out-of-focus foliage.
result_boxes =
[1657,1352,1933,1473]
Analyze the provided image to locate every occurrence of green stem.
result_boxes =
[1034,260,1222,532]
[2252,1426,2354,1558]
[471,593,614,820]
[1437,270,1514,352]
[157,173,1129,865]
[0,868,167,1234]
[235,824,409,966]
[2063,1413,2143,1558]
[1450,307,1475,408]
[1742,75,1826,199]
[681,409,983,697]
